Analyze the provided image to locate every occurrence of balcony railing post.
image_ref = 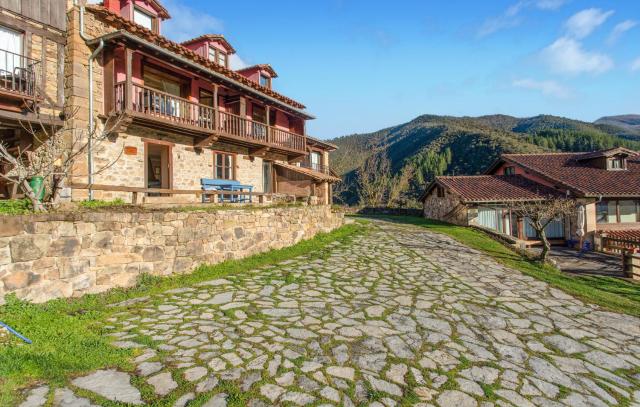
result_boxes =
[125,48,133,111]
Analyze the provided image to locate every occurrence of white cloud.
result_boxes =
[565,8,614,39]
[542,37,613,75]
[608,20,638,44]
[535,0,568,11]
[477,0,568,37]
[632,57,640,72]
[229,54,248,70]
[512,78,572,98]
[160,0,224,43]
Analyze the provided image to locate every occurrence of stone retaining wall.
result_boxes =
[0,206,343,303]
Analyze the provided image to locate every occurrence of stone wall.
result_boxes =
[0,206,344,303]
[422,189,469,225]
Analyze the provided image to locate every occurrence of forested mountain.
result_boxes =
[594,115,640,140]
[330,114,640,206]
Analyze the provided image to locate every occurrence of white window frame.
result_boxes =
[133,8,154,31]
[0,25,23,73]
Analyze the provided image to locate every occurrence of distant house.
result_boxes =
[420,147,640,251]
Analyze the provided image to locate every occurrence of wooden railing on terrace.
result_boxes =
[69,183,310,204]
[602,236,640,255]
[114,83,306,152]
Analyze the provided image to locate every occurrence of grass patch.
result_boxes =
[78,198,127,209]
[0,199,33,215]
[363,215,640,317]
[0,222,365,405]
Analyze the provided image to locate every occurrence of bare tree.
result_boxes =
[0,105,125,211]
[356,153,391,207]
[509,197,575,262]
[387,165,414,207]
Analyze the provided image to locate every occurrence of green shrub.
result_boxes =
[78,198,127,209]
[0,199,33,215]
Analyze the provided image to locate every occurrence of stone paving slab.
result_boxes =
[18,220,640,406]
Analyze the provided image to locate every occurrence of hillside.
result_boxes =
[330,114,640,206]
[595,115,640,140]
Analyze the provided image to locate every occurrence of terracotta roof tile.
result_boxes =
[181,34,236,54]
[86,5,306,110]
[501,151,640,197]
[237,64,278,78]
[435,175,562,203]
[274,162,341,183]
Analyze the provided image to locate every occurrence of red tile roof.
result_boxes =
[181,34,236,54]
[429,175,562,203]
[86,5,306,110]
[499,151,640,197]
[237,64,279,78]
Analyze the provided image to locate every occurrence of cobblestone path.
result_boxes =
[24,220,640,406]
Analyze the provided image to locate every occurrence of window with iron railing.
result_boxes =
[0,25,39,98]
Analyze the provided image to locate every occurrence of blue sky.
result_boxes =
[161,0,640,139]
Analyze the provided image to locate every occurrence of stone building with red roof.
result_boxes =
[421,147,640,250]
[58,0,339,205]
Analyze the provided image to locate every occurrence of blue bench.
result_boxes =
[200,179,254,203]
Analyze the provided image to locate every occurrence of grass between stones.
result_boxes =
[0,221,367,405]
[364,215,640,318]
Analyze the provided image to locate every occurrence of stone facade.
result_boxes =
[0,206,344,303]
[422,189,469,226]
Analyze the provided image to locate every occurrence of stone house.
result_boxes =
[1,0,340,204]
[421,148,640,251]
[0,0,67,198]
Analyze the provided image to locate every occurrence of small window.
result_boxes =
[217,52,227,67]
[199,89,214,107]
[214,152,234,180]
[436,186,445,198]
[608,157,624,170]
[259,74,271,88]
[208,47,227,67]
[504,166,516,176]
[596,200,617,224]
[0,25,23,75]
[133,8,154,31]
[619,200,638,223]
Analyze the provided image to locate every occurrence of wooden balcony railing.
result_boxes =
[0,49,40,98]
[114,83,306,153]
[299,158,330,174]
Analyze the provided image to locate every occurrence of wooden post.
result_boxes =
[213,84,219,130]
[103,48,114,114]
[125,48,133,111]
[265,105,271,143]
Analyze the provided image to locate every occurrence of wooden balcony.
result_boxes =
[298,158,331,175]
[112,83,307,155]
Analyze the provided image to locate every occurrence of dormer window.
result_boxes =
[259,74,271,88]
[504,166,516,176]
[208,47,228,68]
[608,157,625,170]
[133,8,155,31]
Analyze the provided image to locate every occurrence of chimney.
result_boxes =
[102,0,121,13]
